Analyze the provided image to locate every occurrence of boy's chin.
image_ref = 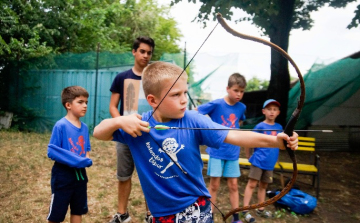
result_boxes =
[172,112,185,119]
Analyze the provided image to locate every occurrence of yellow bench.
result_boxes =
[275,136,320,198]
[200,136,320,198]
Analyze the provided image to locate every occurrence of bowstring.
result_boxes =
[146,22,219,122]
[144,21,226,219]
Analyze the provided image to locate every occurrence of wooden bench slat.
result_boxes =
[298,136,315,141]
[277,162,318,172]
[297,146,315,152]
[298,141,315,146]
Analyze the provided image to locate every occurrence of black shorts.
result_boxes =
[47,163,88,222]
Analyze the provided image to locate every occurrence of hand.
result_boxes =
[118,114,150,137]
[277,132,298,150]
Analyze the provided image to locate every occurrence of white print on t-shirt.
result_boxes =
[146,142,164,169]
[159,138,184,174]
[146,138,185,176]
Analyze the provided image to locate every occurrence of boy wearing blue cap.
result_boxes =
[242,99,282,223]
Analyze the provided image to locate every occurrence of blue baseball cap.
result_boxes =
[263,99,281,108]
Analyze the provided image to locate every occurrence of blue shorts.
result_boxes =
[207,157,240,178]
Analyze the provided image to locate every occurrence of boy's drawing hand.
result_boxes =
[277,132,298,150]
[119,114,150,137]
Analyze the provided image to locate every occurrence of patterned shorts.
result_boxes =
[153,196,213,223]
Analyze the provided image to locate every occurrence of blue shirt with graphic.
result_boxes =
[47,117,92,168]
[112,110,228,217]
[197,98,246,160]
[249,122,283,170]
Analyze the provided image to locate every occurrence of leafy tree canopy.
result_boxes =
[246,76,269,92]
[0,0,182,64]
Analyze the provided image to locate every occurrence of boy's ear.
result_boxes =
[146,94,158,108]
[65,102,71,110]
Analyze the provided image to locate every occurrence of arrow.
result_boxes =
[147,125,333,132]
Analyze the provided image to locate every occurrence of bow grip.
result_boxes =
[283,108,301,159]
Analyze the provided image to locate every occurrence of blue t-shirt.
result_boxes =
[47,117,92,187]
[112,110,228,217]
[110,69,152,115]
[197,98,246,160]
[49,117,91,157]
[249,122,282,170]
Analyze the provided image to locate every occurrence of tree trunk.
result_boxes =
[267,0,296,127]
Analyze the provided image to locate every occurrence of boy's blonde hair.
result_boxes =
[143,61,186,97]
[228,72,246,88]
[61,86,89,109]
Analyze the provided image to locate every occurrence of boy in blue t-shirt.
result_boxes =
[197,73,246,223]
[242,99,282,223]
[93,62,299,223]
[47,86,92,223]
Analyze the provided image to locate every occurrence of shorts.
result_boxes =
[47,182,88,222]
[116,142,135,181]
[153,196,213,223]
[207,157,240,178]
[248,165,273,183]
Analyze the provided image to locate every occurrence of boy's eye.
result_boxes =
[139,49,152,55]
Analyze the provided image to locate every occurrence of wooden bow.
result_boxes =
[216,13,306,221]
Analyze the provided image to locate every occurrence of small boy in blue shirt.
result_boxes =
[242,99,282,223]
[197,73,246,223]
[47,86,92,223]
[93,62,299,223]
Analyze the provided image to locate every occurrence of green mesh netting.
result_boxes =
[288,57,360,129]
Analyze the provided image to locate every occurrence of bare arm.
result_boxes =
[224,131,298,151]
[93,114,150,141]
[109,93,121,118]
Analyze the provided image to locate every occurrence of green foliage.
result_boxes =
[246,76,269,91]
[348,4,360,28]
[0,0,182,63]
[10,106,53,133]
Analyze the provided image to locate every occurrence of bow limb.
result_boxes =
[216,13,305,222]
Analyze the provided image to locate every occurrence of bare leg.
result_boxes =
[227,177,239,209]
[208,177,221,211]
[257,181,268,210]
[243,178,258,206]
[118,178,132,214]
[70,214,82,223]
